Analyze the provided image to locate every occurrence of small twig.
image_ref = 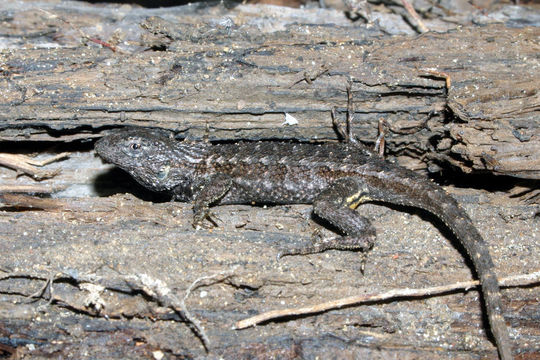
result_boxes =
[331,107,346,141]
[374,118,387,158]
[419,68,452,91]
[120,268,236,352]
[183,265,239,302]
[235,270,540,329]
[180,266,239,350]
[0,152,69,180]
[45,275,56,306]
[331,82,359,145]
[346,81,358,144]
[345,82,357,144]
[38,9,118,52]
[0,270,226,351]
[118,273,211,351]
[26,152,70,167]
[0,193,64,210]
[86,38,117,52]
[289,64,329,88]
[26,273,55,303]
[401,0,429,33]
[0,184,65,194]
[343,0,373,25]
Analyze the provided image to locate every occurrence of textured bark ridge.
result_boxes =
[0,2,538,178]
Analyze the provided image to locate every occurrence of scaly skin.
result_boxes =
[95,127,512,360]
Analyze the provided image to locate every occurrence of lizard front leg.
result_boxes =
[282,177,377,256]
[190,173,233,228]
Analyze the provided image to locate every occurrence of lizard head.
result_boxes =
[95,127,206,192]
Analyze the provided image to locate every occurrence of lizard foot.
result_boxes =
[192,207,221,229]
[277,233,375,259]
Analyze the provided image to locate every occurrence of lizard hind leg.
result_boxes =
[279,177,377,257]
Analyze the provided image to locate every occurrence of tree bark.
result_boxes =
[1,1,539,359]
[0,2,538,178]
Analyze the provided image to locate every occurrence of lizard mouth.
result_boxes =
[94,137,109,160]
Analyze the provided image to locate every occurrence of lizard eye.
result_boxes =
[123,139,145,157]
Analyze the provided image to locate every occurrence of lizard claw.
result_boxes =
[276,235,320,259]
[206,211,222,227]
[192,207,222,229]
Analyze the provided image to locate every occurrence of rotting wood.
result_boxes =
[1,2,539,359]
[1,195,539,358]
[0,2,538,179]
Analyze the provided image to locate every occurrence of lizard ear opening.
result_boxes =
[157,166,170,180]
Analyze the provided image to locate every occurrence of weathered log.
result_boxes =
[1,192,539,359]
[1,1,539,359]
[0,2,538,178]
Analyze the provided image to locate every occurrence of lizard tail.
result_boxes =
[466,234,513,360]
[429,196,513,360]
[373,166,512,358]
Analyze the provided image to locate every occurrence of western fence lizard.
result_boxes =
[95,125,512,359]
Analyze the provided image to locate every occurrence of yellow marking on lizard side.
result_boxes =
[346,191,371,209]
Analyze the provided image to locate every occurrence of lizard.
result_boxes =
[95,118,513,360]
